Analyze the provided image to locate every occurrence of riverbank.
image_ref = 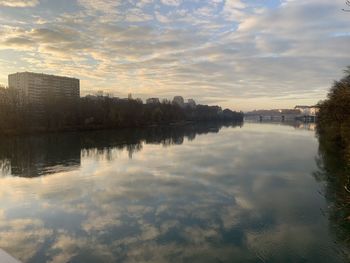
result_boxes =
[0,119,244,137]
[0,92,243,137]
[316,67,350,166]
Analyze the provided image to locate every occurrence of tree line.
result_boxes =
[315,67,350,260]
[316,67,350,166]
[0,88,243,135]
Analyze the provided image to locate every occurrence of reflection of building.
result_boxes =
[295,123,316,131]
[8,72,80,105]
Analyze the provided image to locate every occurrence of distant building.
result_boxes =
[294,105,319,115]
[172,96,185,107]
[8,72,80,105]
[294,105,309,112]
[146,98,160,104]
[309,107,319,116]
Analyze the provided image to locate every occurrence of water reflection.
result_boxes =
[245,119,317,131]
[0,122,348,263]
[313,133,350,260]
[0,121,241,178]
[0,134,81,177]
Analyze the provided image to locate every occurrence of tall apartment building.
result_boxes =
[8,72,80,105]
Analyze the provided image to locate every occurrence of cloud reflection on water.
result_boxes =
[0,123,345,263]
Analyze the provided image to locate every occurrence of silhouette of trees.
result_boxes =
[0,91,243,135]
[317,67,350,164]
[315,67,350,260]
[0,87,30,133]
[314,67,350,260]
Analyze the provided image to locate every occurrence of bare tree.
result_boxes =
[343,0,350,11]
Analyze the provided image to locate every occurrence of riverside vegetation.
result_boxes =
[0,90,243,135]
[317,67,350,167]
[316,67,350,258]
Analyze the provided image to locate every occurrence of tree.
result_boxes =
[317,66,350,164]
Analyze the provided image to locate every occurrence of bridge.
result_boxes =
[245,114,317,123]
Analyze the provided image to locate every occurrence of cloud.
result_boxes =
[48,233,115,263]
[2,37,35,48]
[77,0,123,14]
[0,218,53,262]
[0,0,39,7]
[223,0,246,20]
[31,28,77,43]
[0,0,349,109]
[160,0,182,6]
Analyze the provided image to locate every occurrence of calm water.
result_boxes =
[0,122,348,263]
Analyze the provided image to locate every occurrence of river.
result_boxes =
[0,122,348,263]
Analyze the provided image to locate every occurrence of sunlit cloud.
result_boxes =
[0,0,349,110]
[160,0,182,6]
[0,0,39,7]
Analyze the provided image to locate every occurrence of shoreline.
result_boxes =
[0,119,243,137]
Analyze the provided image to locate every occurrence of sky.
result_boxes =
[0,0,349,111]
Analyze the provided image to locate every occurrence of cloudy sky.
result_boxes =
[0,0,349,110]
